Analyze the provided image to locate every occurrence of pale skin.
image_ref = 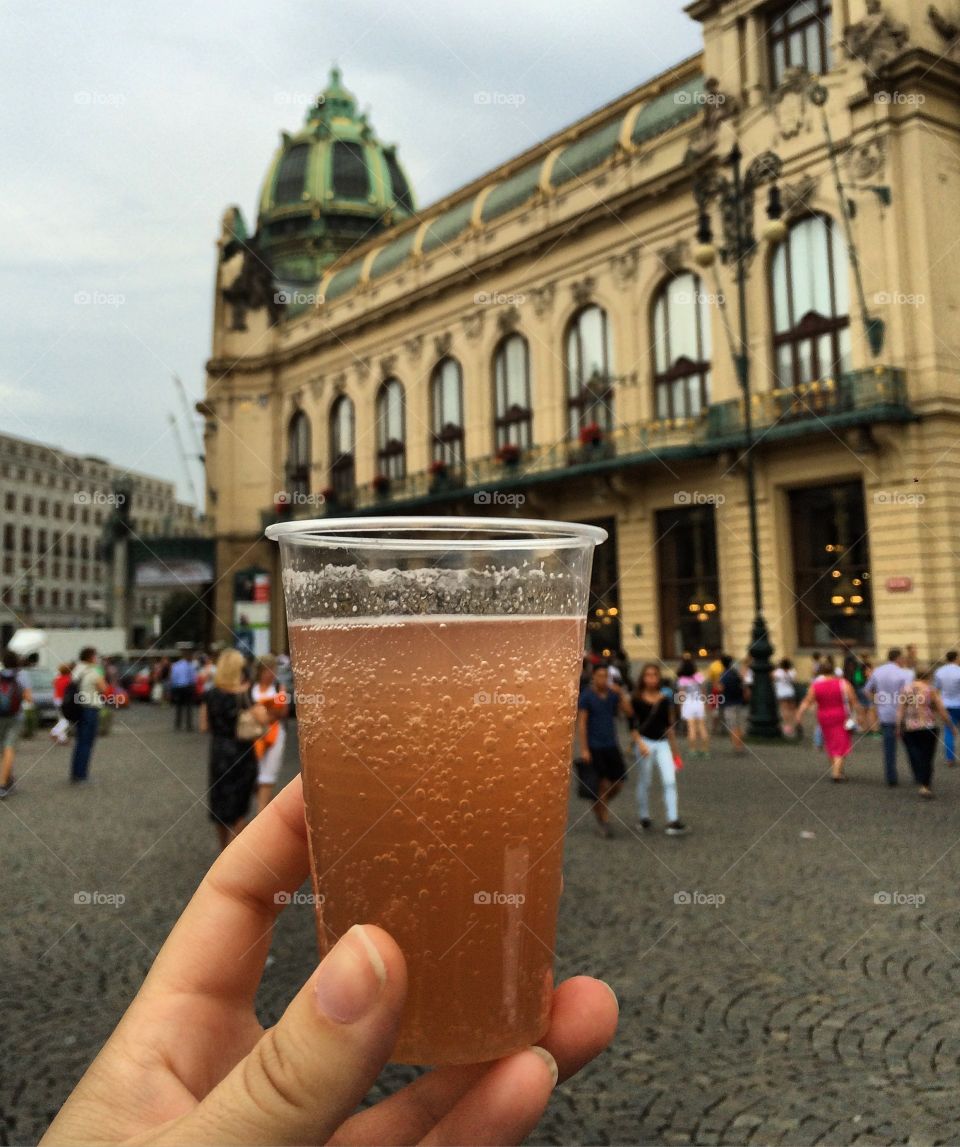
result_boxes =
[253,665,289,815]
[796,675,863,781]
[577,667,633,827]
[895,681,957,797]
[199,684,270,850]
[41,774,619,1146]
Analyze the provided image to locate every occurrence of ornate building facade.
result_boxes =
[204,0,960,665]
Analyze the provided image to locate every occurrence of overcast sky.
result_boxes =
[0,1,702,505]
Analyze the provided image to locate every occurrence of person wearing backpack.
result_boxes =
[67,646,107,783]
[0,650,30,798]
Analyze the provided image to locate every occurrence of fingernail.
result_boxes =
[599,980,620,1012]
[530,1045,559,1088]
[314,924,386,1024]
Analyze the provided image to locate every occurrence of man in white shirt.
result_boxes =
[865,648,914,786]
[934,651,960,764]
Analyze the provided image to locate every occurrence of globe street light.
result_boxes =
[693,143,785,739]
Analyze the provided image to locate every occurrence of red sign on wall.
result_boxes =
[886,577,913,592]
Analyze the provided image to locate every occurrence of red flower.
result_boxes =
[429,459,448,476]
[579,422,603,446]
[372,473,390,492]
[497,443,521,464]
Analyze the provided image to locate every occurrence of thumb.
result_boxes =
[167,925,407,1146]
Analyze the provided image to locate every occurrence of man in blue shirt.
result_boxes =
[577,664,633,838]
[865,648,914,785]
[170,652,198,731]
[934,651,960,765]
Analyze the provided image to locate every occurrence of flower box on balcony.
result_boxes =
[496,444,522,467]
[578,423,604,447]
[372,474,391,497]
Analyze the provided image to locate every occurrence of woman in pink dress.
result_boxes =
[796,655,862,782]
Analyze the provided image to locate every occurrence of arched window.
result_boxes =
[431,358,464,468]
[287,411,311,501]
[493,334,532,451]
[566,305,614,438]
[771,215,851,390]
[331,141,370,200]
[652,273,712,421]
[376,379,406,479]
[329,396,355,498]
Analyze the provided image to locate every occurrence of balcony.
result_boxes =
[264,367,912,523]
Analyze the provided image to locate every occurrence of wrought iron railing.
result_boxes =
[266,367,909,521]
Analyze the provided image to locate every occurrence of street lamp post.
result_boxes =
[693,144,785,738]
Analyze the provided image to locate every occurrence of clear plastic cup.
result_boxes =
[266,516,606,1064]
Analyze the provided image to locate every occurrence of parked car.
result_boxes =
[26,667,59,725]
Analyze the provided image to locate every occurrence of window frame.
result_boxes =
[768,0,833,87]
[565,305,615,438]
[770,213,851,391]
[493,334,533,452]
[430,358,465,468]
[328,395,356,497]
[286,411,311,502]
[376,378,407,480]
[651,272,712,422]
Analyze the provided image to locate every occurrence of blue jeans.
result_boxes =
[635,739,679,823]
[881,722,899,784]
[71,708,99,780]
[944,707,960,762]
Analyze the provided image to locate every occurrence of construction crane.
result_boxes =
[168,412,201,507]
[172,374,205,463]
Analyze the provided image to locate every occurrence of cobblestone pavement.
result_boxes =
[3,707,960,1145]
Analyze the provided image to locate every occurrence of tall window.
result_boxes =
[655,506,722,659]
[275,145,309,205]
[493,334,532,451]
[790,480,873,647]
[331,141,370,200]
[329,396,355,497]
[376,379,406,479]
[652,273,712,421]
[431,358,465,468]
[769,0,832,87]
[566,305,614,437]
[771,215,851,390]
[286,411,311,502]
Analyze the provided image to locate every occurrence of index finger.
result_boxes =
[143,773,311,1005]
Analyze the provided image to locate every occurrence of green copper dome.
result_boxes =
[257,67,416,288]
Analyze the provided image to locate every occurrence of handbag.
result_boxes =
[236,696,266,742]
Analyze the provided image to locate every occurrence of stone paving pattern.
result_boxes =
[3,707,960,1145]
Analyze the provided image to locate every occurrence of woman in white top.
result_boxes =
[251,655,289,814]
[675,657,709,757]
[773,658,799,737]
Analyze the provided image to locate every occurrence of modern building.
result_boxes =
[0,430,208,648]
[203,0,960,666]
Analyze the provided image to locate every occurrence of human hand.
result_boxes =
[634,739,650,758]
[42,775,618,1146]
[580,747,592,764]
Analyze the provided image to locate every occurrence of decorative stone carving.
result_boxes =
[684,77,742,164]
[497,305,522,335]
[462,311,485,342]
[845,139,886,182]
[782,173,820,214]
[929,4,960,55]
[843,0,911,75]
[529,282,556,317]
[657,240,689,276]
[404,333,425,360]
[769,67,816,141]
[610,246,641,288]
[571,276,595,307]
[308,376,325,401]
[221,247,283,330]
[433,332,453,359]
[379,354,397,380]
[354,357,372,385]
[332,372,347,396]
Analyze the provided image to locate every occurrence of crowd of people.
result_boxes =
[0,644,292,844]
[573,643,960,834]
